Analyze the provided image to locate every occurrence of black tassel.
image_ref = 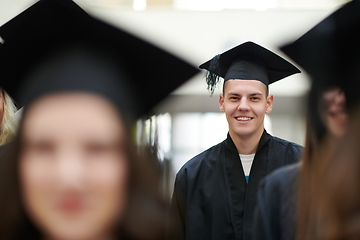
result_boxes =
[205,54,221,95]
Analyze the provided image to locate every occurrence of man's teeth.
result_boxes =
[236,117,251,121]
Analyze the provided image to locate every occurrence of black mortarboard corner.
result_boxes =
[199,41,300,94]
[280,0,360,142]
[0,0,199,119]
[280,0,360,107]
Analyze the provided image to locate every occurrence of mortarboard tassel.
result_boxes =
[205,54,221,95]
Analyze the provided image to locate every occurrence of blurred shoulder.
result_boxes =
[260,162,300,191]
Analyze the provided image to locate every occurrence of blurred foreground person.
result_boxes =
[253,85,348,240]
[0,0,199,239]
[316,106,360,240]
[252,1,360,239]
[0,88,18,145]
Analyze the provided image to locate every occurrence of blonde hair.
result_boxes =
[0,91,18,145]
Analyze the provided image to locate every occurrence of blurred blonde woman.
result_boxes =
[0,88,18,145]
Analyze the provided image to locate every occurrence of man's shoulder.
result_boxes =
[176,139,226,176]
[268,134,303,159]
[269,135,303,150]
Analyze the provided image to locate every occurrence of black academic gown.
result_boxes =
[252,162,300,240]
[0,143,8,160]
[171,130,302,240]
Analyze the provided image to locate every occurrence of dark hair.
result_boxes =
[296,81,351,240]
[316,106,360,240]
[0,99,169,240]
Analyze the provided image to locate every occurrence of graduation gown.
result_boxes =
[171,130,302,240]
[252,162,300,240]
[0,143,8,160]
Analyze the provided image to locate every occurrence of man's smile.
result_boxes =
[235,116,254,122]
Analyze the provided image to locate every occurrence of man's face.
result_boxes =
[219,79,273,139]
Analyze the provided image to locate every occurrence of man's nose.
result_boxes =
[237,98,250,111]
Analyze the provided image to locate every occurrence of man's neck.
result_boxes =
[229,127,264,155]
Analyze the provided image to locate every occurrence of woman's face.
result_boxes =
[321,87,348,138]
[20,93,128,240]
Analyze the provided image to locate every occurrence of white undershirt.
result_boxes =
[239,154,255,176]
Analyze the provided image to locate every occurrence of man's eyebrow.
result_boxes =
[249,92,263,96]
[227,92,263,96]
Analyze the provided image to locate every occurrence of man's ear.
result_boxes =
[265,94,274,114]
[219,94,225,112]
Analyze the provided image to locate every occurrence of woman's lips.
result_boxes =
[329,112,348,124]
[57,197,86,213]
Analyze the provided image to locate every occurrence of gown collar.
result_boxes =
[225,129,271,154]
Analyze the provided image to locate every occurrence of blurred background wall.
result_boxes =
[0,0,348,196]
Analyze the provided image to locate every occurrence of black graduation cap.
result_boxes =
[0,0,89,42]
[280,0,360,105]
[0,0,199,118]
[199,41,300,94]
[280,0,360,141]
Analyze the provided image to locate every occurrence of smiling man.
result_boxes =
[170,41,303,240]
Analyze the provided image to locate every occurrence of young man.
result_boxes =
[171,41,303,240]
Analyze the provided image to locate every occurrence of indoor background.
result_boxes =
[0,0,348,196]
